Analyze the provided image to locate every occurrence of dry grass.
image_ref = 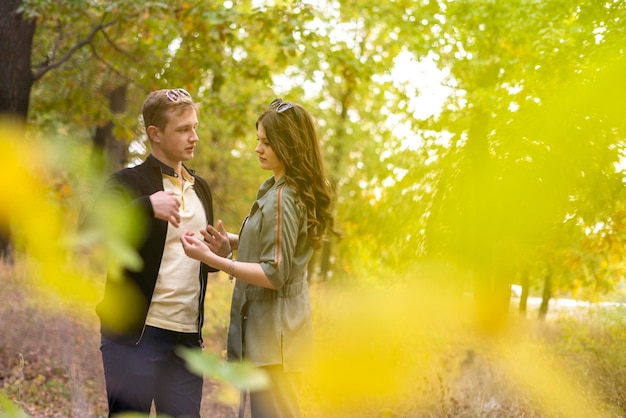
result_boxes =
[0,260,106,417]
[0,259,237,418]
[2,259,626,418]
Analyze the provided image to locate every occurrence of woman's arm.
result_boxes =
[181,232,275,289]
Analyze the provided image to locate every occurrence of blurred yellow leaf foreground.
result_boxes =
[1,120,624,417]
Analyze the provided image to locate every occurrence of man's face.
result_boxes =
[151,107,199,166]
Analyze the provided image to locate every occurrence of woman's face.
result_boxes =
[255,121,285,179]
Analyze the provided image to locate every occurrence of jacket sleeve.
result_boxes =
[100,171,154,218]
[258,185,304,290]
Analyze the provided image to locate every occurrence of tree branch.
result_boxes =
[32,19,118,81]
[100,27,135,59]
[89,43,148,93]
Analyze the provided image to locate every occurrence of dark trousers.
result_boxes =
[241,365,302,418]
[100,326,203,418]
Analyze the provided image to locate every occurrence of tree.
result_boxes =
[24,0,324,236]
[10,0,626,311]
[0,0,36,119]
[391,0,626,328]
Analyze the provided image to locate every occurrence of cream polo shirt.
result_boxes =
[145,168,207,333]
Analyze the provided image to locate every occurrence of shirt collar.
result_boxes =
[257,175,287,199]
[147,154,195,178]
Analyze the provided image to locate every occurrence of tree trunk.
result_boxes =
[0,0,35,259]
[538,269,552,320]
[519,268,530,317]
[317,89,351,280]
[464,57,507,332]
[92,84,128,174]
[319,239,333,279]
[0,228,13,264]
[0,0,35,121]
[467,104,502,332]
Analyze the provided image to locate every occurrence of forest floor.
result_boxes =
[0,260,236,418]
[1,258,626,418]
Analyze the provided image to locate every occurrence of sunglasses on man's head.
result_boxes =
[166,88,192,102]
[269,98,294,114]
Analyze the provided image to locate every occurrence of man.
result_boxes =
[95,88,230,417]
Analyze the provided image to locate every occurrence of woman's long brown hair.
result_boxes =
[256,101,335,248]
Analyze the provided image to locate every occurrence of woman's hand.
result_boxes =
[203,220,232,256]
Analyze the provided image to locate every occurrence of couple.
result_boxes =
[95,88,334,418]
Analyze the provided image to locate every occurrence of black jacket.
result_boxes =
[95,154,215,344]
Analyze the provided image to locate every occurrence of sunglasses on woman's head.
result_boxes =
[166,88,192,102]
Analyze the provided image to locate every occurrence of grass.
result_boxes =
[0,259,236,418]
[1,259,626,417]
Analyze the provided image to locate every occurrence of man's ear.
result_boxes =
[147,125,160,142]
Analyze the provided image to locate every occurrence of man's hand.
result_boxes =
[150,190,181,227]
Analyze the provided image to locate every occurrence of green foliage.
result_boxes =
[177,347,269,390]
[0,392,28,418]
[9,2,626,416]
[76,193,145,276]
[18,0,626,312]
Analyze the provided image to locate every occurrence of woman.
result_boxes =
[181,98,334,417]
